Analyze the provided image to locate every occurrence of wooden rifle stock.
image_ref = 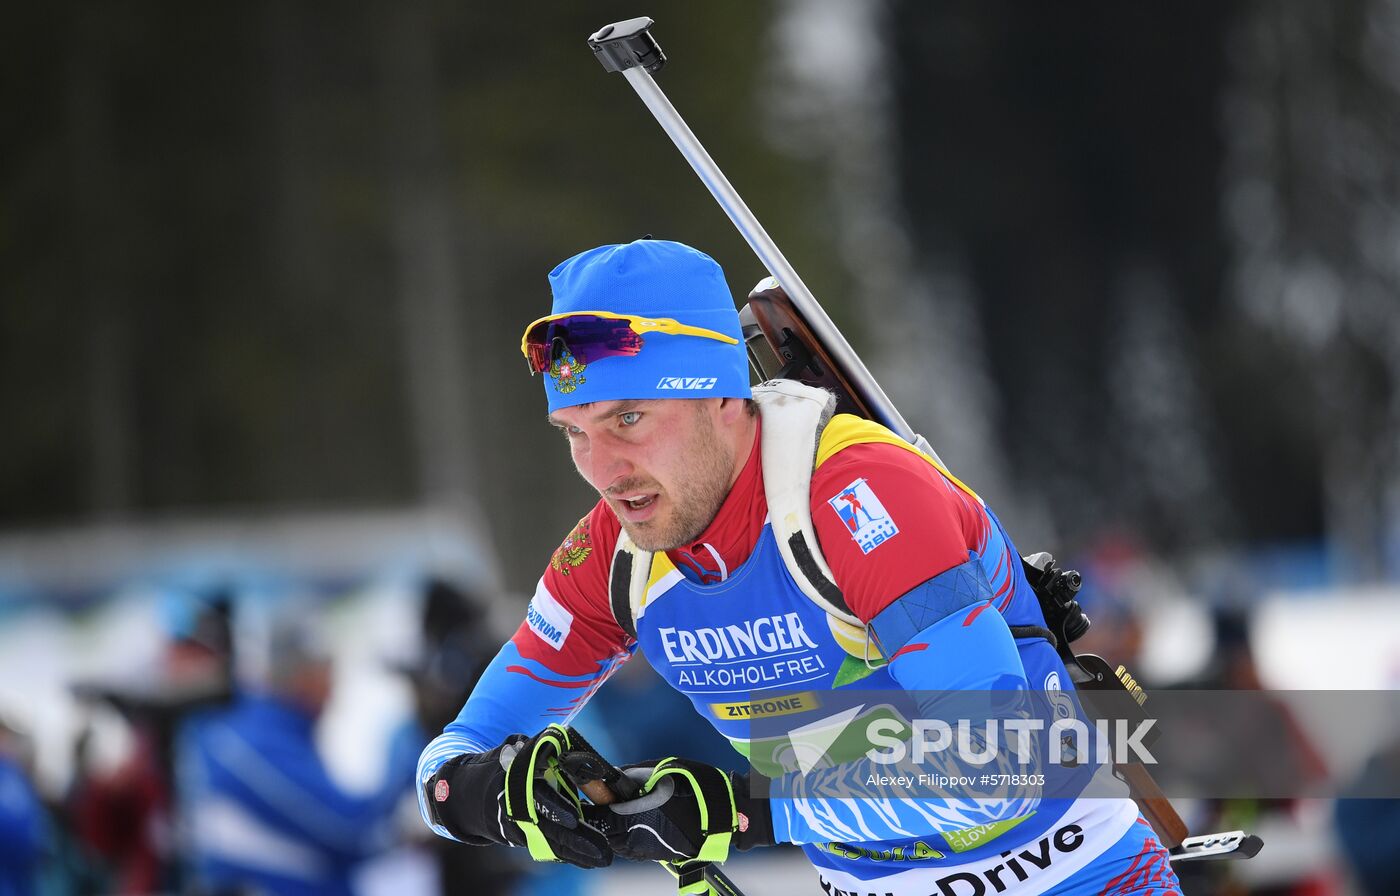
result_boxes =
[1120,765,1189,850]
[742,280,870,419]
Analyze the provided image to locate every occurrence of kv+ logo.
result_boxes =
[657,376,717,390]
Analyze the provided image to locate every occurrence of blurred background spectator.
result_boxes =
[1171,609,1340,896]
[0,714,45,896]
[387,578,524,896]
[68,590,233,893]
[176,603,412,896]
[1334,740,1400,896]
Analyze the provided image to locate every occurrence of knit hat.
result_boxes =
[525,240,752,412]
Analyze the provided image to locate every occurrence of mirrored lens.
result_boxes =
[524,314,646,373]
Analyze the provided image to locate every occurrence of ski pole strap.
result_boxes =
[502,724,579,862]
[674,861,715,895]
[661,858,747,896]
[644,758,737,863]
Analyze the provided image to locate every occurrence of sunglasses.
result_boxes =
[520,311,738,375]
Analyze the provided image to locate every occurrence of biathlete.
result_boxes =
[417,239,1181,895]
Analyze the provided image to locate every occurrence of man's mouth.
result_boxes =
[614,492,659,522]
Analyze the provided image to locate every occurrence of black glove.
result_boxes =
[425,726,612,868]
[583,758,774,864]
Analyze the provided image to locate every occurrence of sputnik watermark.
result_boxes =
[864,716,1158,766]
[749,689,1400,800]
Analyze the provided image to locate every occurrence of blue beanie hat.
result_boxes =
[532,240,752,412]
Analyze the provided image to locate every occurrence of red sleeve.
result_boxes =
[810,442,987,624]
[510,499,633,675]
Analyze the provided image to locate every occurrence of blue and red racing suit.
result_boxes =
[418,416,1180,895]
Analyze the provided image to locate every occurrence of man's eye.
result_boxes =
[619,411,641,426]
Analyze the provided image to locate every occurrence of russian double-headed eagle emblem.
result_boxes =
[548,347,586,394]
[550,518,593,575]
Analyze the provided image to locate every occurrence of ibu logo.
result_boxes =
[657,376,717,390]
[828,478,899,555]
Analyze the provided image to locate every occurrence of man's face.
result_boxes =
[549,398,739,552]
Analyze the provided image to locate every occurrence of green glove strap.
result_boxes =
[643,758,738,864]
[503,724,578,862]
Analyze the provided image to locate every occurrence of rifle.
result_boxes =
[587,15,1260,865]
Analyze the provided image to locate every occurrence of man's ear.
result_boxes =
[715,396,750,424]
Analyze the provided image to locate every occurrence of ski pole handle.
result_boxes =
[559,749,641,803]
[578,778,621,806]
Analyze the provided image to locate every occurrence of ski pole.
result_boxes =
[587,17,936,463]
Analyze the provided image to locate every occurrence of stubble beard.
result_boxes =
[619,409,734,553]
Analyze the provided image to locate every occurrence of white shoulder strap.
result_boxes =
[753,380,863,627]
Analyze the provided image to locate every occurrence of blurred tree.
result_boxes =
[4,0,1397,587]
[888,2,1241,555]
[375,0,477,520]
[1222,0,1400,580]
[67,2,134,519]
[0,1,836,592]
[763,0,1037,541]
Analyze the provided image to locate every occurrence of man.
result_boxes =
[70,590,234,894]
[179,612,412,896]
[418,239,1181,894]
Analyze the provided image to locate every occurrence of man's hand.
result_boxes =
[425,726,612,868]
[583,759,774,864]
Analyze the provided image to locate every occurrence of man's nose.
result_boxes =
[585,439,633,492]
